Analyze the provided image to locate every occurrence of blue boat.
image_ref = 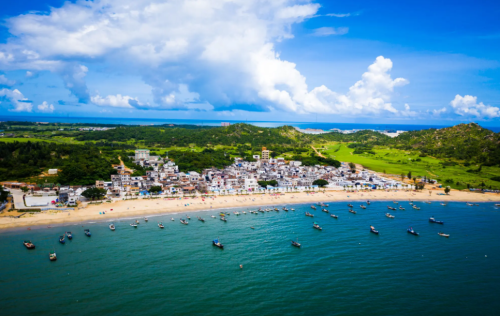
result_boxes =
[66,232,72,239]
[84,229,91,237]
[429,217,444,224]
[370,226,379,235]
[59,235,66,244]
[407,227,419,236]
[213,238,224,249]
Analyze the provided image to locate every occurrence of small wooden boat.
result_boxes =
[291,239,301,247]
[330,214,338,219]
[234,212,240,215]
[66,232,73,239]
[283,207,288,211]
[158,222,164,229]
[220,217,227,222]
[23,240,35,249]
[313,222,322,230]
[440,203,447,206]
[274,208,279,211]
[305,212,314,217]
[399,206,405,210]
[425,201,431,204]
[180,219,189,225]
[211,215,216,218]
[386,213,395,218]
[49,252,57,261]
[412,205,420,210]
[251,227,254,229]
[135,220,140,224]
[109,224,115,231]
[213,238,224,249]
[407,227,419,236]
[366,200,370,205]
[349,209,356,214]
[495,204,500,207]
[144,217,148,222]
[197,216,205,222]
[243,211,246,214]
[186,215,191,220]
[360,205,366,209]
[393,201,398,204]
[84,229,91,237]
[291,208,295,211]
[438,232,450,238]
[322,208,329,213]
[171,218,174,221]
[370,226,379,234]
[466,202,473,206]
[311,205,316,210]
[429,217,444,224]
[130,223,138,227]
[347,204,353,208]
[387,206,396,210]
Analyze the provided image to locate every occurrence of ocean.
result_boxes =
[2,115,500,132]
[1,201,499,315]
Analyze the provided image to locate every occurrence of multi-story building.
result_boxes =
[135,149,150,160]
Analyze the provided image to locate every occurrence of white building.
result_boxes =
[135,149,150,160]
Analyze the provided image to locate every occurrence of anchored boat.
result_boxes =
[59,235,66,244]
[66,232,73,239]
[220,217,227,222]
[130,223,138,228]
[412,205,420,210]
[347,204,353,208]
[180,219,189,225]
[349,209,356,214]
[386,213,395,218]
[407,227,419,236]
[158,222,164,228]
[360,205,366,209]
[213,238,224,249]
[387,206,396,210]
[429,217,444,224]
[330,214,338,219]
[322,208,329,213]
[49,252,57,261]
[144,217,148,222]
[291,238,301,247]
[305,212,314,217]
[438,232,450,238]
[197,216,205,222]
[109,224,115,231]
[311,205,316,210]
[313,222,322,230]
[23,240,35,249]
[84,229,91,237]
[370,226,379,234]
[399,206,405,210]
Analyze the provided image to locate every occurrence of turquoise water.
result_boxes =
[1,201,499,315]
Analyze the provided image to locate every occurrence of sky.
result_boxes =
[0,0,499,126]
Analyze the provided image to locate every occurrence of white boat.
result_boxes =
[438,232,450,238]
[211,215,216,218]
[49,252,57,261]
[180,219,189,225]
[158,222,164,229]
[130,223,137,227]
[171,218,174,221]
[386,213,395,218]
[144,217,148,222]
[109,224,115,231]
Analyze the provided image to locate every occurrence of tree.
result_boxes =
[444,186,451,194]
[400,173,405,182]
[407,171,412,179]
[349,162,356,172]
[313,179,328,187]
[0,185,9,203]
[149,186,162,194]
[81,187,107,200]
[20,186,29,193]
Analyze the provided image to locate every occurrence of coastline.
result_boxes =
[1,190,499,231]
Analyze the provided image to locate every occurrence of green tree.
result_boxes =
[20,186,29,193]
[81,187,107,200]
[0,185,9,203]
[349,162,356,172]
[444,186,451,194]
[313,179,328,187]
[407,171,412,180]
[149,186,162,194]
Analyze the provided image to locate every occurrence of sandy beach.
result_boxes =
[1,189,499,230]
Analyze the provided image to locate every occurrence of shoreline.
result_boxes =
[1,190,499,231]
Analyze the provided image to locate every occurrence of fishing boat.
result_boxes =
[186,215,191,220]
[211,215,216,218]
[387,206,396,210]
[135,220,140,225]
[412,205,420,210]
[438,232,450,238]
[23,240,35,249]
[171,218,174,221]
[213,238,224,249]
[158,222,164,229]
[347,204,353,208]
[144,217,148,222]
[441,203,447,206]
[274,208,279,211]
[495,204,500,207]
[466,202,473,206]
[180,219,189,225]
[251,227,255,229]
[305,212,314,217]
[399,206,405,210]
[366,200,370,205]
[66,231,73,239]
[311,205,316,210]
[59,235,66,244]
[429,217,444,224]
[283,207,288,211]
[370,226,379,234]
[425,201,431,204]
[243,211,246,214]
[313,222,322,230]
[130,223,138,228]
[322,208,329,213]
[330,214,338,219]
[198,216,205,222]
[234,211,240,215]
[291,208,295,211]
[407,227,419,236]
[291,238,301,247]
[220,217,227,222]
[84,229,91,237]
[109,224,115,231]
[49,252,57,261]
[349,209,356,214]
[393,201,398,204]
[386,213,395,218]
[360,205,366,209]
[323,203,329,207]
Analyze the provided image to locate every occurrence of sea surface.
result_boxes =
[1,201,499,316]
[2,115,500,132]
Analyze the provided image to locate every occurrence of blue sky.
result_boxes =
[0,0,499,126]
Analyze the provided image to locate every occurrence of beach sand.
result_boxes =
[1,189,499,230]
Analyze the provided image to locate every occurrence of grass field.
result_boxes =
[317,142,500,190]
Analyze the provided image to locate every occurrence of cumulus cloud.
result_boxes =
[0,88,32,111]
[37,101,55,112]
[91,94,136,108]
[0,74,15,86]
[312,27,349,36]
[450,94,500,119]
[398,103,418,117]
[430,107,447,116]
[0,0,405,116]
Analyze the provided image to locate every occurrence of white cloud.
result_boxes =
[91,94,136,108]
[0,1,405,116]
[0,74,15,86]
[430,107,447,116]
[37,101,55,112]
[450,94,500,119]
[0,88,32,111]
[312,27,349,37]
[326,13,351,18]
[399,104,418,117]
[26,71,33,77]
